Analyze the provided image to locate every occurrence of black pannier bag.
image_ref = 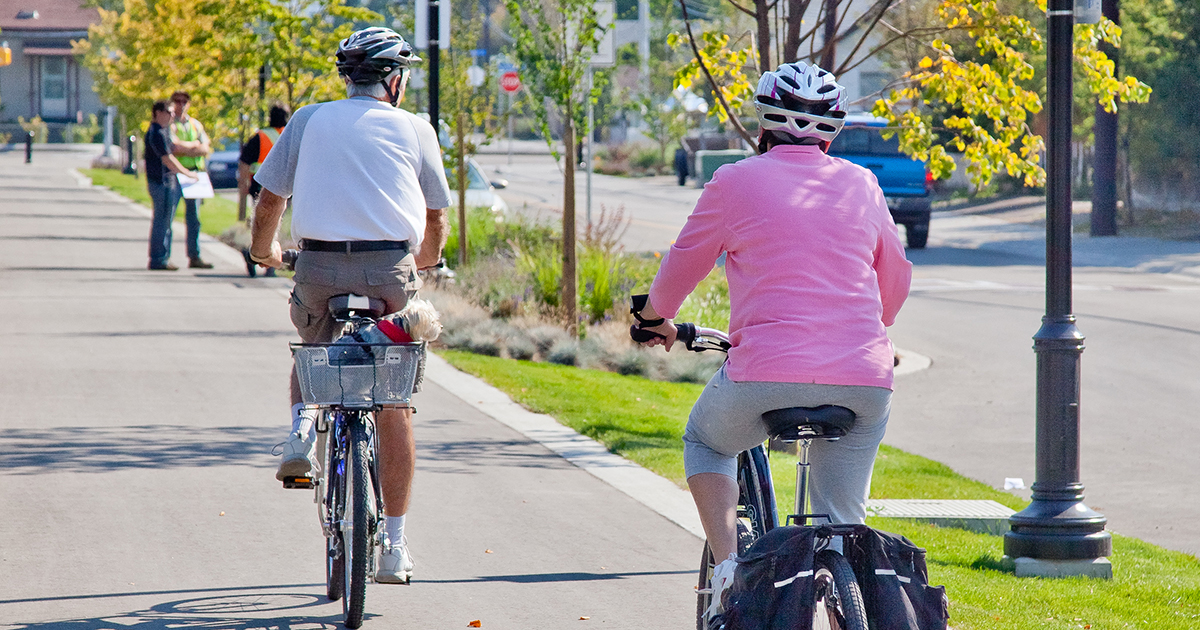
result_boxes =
[721,526,818,630]
[844,526,949,630]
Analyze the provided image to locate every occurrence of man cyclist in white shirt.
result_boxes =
[249,27,452,585]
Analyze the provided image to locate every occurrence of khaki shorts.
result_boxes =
[289,248,421,343]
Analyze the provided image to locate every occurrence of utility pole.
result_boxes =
[1091,0,1120,236]
[1002,0,1113,579]
[429,0,441,127]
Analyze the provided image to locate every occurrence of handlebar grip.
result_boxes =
[629,324,664,343]
[281,249,299,271]
[629,322,696,346]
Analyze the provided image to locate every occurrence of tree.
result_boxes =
[673,0,1151,188]
[77,0,377,141]
[505,0,606,333]
[440,13,503,266]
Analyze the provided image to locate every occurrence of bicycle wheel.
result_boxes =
[812,549,868,630]
[325,420,345,602]
[342,416,373,629]
[695,446,777,630]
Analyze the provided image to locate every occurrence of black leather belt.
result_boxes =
[299,239,409,253]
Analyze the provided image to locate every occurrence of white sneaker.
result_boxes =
[376,537,414,584]
[274,430,315,481]
[704,554,738,621]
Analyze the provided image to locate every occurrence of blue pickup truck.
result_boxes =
[827,114,932,248]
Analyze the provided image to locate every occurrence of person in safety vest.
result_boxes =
[237,103,291,277]
[238,103,291,222]
[168,91,214,269]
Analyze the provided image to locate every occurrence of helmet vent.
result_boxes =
[764,113,788,123]
[816,123,838,132]
[817,84,836,94]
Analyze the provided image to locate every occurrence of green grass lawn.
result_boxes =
[439,349,1200,630]
[83,168,242,238]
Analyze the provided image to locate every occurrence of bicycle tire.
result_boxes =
[813,549,868,630]
[342,417,372,629]
[325,422,345,602]
[695,446,777,630]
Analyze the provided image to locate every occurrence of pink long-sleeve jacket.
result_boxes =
[648,144,913,389]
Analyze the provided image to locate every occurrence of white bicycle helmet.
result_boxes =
[753,62,848,146]
[336,27,420,85]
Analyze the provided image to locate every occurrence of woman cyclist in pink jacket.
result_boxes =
[633,62,912,622]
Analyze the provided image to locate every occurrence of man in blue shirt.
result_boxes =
[145,100,199,271]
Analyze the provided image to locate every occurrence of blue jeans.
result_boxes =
[147,178,182,266]
[182,197,202,259]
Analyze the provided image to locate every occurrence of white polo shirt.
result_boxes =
[255,97,452,247]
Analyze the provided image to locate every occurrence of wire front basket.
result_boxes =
[290,342,423,408]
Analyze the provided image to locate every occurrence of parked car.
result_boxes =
[448,158,509,217]
[206,150,240,189]
[827,114,933,248]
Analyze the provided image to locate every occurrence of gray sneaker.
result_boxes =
[375,537,414,584]
[274,430,315,481]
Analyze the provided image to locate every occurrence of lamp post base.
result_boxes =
[1001,556,1113,579]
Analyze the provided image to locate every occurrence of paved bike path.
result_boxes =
[0,149,698,628]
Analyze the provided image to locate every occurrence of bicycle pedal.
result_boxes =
[282,475,315,489]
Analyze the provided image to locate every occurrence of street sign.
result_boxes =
[590,1,615,67]
[467,65,486,87]
[500,71,521,93]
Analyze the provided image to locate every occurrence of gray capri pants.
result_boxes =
[684,364,892,525]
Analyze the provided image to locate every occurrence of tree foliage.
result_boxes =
[76,0,377,140]
[674,0,1151,187]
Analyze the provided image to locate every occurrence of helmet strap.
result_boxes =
[383,79,399,107]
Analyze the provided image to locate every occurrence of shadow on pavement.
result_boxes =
[421,569,694,584]
[0,587,345,630]
[0,425,280,474]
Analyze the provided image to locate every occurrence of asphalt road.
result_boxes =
[0,149,698,629]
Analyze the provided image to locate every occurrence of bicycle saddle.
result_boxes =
[327,294,386,320]
[762,405,857,441]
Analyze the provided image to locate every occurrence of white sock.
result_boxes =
[291,403,314,436]
[385,515,406,547]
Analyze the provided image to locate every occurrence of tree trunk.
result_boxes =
[456,111,469,266]
[1091,0,1119,236]
[820,0,839,70]
[783,0,803,63]
[755,0,771,71]
[562,117,578,335]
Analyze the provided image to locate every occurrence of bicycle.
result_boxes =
[628,302,869,630]
[282,251,424,629]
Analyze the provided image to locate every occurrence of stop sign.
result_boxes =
[500,71,521,93]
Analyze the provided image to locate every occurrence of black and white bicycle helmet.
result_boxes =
[336,27,420,85]
[753,62,848,146]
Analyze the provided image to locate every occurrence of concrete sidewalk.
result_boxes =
[0,150,700,628]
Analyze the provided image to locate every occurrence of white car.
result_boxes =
[448,158,509,217]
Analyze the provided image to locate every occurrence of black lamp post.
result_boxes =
[428,0,441,128]
[1003,0,1112,570]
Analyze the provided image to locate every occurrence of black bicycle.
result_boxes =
[284,252,423,628]
[628,298,869,630]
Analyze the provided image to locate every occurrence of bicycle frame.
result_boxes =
[314,408,386,572]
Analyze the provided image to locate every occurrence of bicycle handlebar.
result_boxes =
[282,249,299,271]
[629,321,731,353]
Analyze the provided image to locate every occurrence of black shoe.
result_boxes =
[149,262,179,271]
[189,258,214,269]
[242,249,257,278]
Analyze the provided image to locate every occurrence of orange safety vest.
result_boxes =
[250,127,283,172]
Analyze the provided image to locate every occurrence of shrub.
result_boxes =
[527,325,570,356]
[64,114,101,143]
[18,116,49,143]
[611,349,648,376]
[546,339,579,366]
[505,334,537,361]
[632,146,662,171]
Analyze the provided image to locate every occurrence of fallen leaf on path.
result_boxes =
[468,621,481,628]
[485,549,493,553]
[219,512,225,516]
[579,617,590,620]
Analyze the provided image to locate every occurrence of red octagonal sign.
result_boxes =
[500,71,521,93]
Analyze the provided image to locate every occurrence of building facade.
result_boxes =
[0,0,103,135]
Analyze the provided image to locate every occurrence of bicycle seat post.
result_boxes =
[796,438,813,527]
